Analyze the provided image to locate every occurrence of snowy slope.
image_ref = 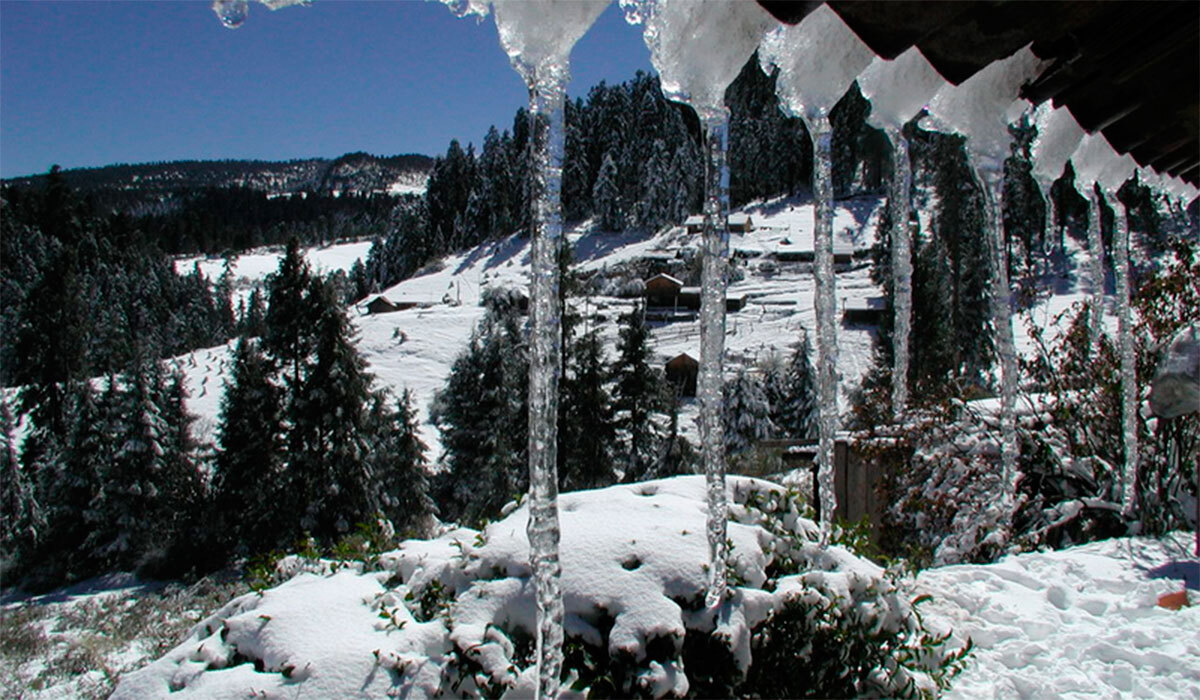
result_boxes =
[165,191,1125,461]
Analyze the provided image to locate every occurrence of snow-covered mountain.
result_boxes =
[2,152,433,202]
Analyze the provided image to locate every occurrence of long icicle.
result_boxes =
[977,165,1020,519]
[525,67,566,700]
[1110,196,1138,515]
[811,115,839,527]
[887,128,913,418]
[698,111,730,608]
[1086,187,1105,356]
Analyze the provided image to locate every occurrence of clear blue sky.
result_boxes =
[0,0,654,178]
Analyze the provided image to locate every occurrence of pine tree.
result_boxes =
[612,304,666,482]
[286,277,380,542]
[214,338,285,556]
[373,389,431,537]
[0,396,38,573]
[774,333,818,440]
[264,238,315,386]
[593,152,623,232]
[723,367,775,455]
[88,357,171,570]
[559,329,618,491]
[431,303,529,525]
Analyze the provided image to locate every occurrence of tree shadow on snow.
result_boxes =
[1148,560,1199,591]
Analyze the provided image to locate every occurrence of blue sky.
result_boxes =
[0,0,654,178]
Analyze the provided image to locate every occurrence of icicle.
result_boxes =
[525,68,567,699]
[452,2,606,695]
[886,128,913,417]
[810,116,839,526]
[975,164,1020,516]
[621,0,774,608]
[1110,196,1138,514]
[1085,188,1105,356]
[1043,191,1058,278]
[697,112,730,608]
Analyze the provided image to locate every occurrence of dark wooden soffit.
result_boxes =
[755,1,1199,185]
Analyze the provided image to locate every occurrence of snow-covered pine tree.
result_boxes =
[264,238,316,387]
[723,367,775,455]
[613,304,666,483]
[287,277,380,542]
[593,152,623,232]
[373,389,431,537]
[88,356,171,570]
[431,301,529,526]
[240,287,268,338]
[0,395,39,574]
[214,337,285,556]
[912,228,957,394]
[559,328,618,491]
[774,333,818,441]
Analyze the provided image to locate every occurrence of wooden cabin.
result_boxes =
[665,353,699,397]
[645,273,684,307]
[842,296,889,325]
[365,296,419,315]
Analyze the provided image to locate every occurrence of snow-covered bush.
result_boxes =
[113,476,967,699]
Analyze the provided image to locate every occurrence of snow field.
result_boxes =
[920,534,1199,700]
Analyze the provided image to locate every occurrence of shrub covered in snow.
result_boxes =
[111,476,967,699]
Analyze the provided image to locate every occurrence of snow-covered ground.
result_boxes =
[922,533,1199,699]
[97,475,1197,699]
[172,240,374,307]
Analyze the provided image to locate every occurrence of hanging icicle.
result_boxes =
[887,128,914,417]
[857,49,946,420]
[1086,188,1105,355]
[810,116,840,526]
[622,0,775,607]
[1110,196,1138,514]
[697,111,731,608]
[465,2,608,695]
[976,165,1021,506]
[759,5,874,527]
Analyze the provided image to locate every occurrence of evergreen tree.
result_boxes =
[774,333,818,440]
[431,303,529,525]
[593,152,623,231]
[559,329,618,491]
[286,277,380,542]
[0,397,38,572]
[240,287,268,338]
[88,357,171,570]
[213,338,285,556]
[264,238,315,386]
[373,389,431,537]
[612,304,666,482]
[723,367,775,455]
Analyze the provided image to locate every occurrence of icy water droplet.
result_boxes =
[212,0,249,29]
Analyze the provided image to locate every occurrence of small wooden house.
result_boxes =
[728,213,754,233]
[645,273,684,307]
[842,296,889,325]
[365,296,418,315]
[665,353,699,397]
